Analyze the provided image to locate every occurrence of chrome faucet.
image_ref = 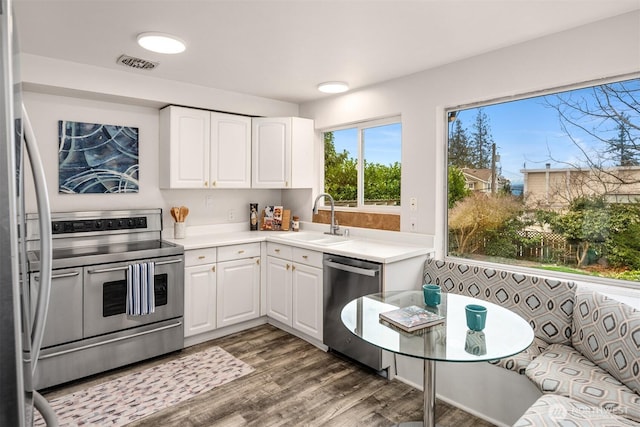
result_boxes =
[312,193,341,235]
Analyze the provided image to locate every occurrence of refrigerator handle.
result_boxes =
[23,104,52,374]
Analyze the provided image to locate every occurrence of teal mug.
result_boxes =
[465,304,487,331]
[423,284,441,307]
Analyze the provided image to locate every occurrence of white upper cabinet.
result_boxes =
[159,106,251,189]
[251,117,314,189]
[210,113,251,188]
[160,106,210,189]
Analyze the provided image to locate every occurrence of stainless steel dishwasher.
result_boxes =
[323,254,384,371]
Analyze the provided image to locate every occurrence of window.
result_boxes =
[447,76,640,286]
[324,118,401,208]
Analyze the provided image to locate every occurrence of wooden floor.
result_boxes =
[42,324,496,426]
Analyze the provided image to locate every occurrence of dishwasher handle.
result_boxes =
[325,260,379,277]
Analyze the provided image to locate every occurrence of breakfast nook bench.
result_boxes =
[423,259,640,426]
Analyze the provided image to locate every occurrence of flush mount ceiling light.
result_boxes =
[137,32,186,54]
[317,81,349,94]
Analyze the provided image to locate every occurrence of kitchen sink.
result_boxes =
[279,232,349,246]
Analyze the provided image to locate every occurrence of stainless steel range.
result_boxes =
[26,209,184,389]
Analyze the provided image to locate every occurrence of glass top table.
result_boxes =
[341,291,534,426]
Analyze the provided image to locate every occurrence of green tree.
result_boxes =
[543,196,610,266]
[605,202,640,269]
[448,119,472,167]
[364,161,401,204]
[324,132,357,201]
[448,166,469,208]
[470,108,494,168]
[606,114,639,166]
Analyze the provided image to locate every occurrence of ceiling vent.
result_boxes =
[117,54,158,70]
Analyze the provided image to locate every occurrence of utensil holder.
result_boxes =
[174,222,185,239]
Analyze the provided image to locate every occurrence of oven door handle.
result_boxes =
[87,258,182,274]
[155,259,182,266]
[34,271,80,281]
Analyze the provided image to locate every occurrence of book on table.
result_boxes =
[379,305,445,332]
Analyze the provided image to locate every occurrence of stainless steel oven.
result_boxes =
[26,209,184,389]
[83,256,183,337]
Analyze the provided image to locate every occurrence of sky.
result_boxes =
[332,123,402,166]
[329,78,638,187]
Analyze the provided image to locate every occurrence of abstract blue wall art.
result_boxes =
[58,120,139,194]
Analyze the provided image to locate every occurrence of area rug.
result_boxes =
[34,346,254,426]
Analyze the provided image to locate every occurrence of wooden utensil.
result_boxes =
[171,206,180,222]
[179,206,189,222]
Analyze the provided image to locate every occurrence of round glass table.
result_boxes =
[341,291,534,427]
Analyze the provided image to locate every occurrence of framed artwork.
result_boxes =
[58,120,139,193]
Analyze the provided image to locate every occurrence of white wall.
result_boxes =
[299,10,640,244]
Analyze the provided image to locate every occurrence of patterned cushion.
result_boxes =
[572,289,640,395]
[525,344,640,423]
[513,394,640,427]
[424,259,576,345]
[490,336,549,374]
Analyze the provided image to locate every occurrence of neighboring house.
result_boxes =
[521,164,640,209]
[461,168,501,194]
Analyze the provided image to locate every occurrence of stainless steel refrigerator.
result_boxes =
[0,0,57,425]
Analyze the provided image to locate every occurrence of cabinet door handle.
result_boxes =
[212,266,216,272]
[286,264,290,270]
[212,181,216,187]
[274,249,280,253]
[238,250,245,254]
[198,256,206,260]
[302,255,308,259]
[256,259,260,265]
[204,181,208,187]
[292,265,295,271]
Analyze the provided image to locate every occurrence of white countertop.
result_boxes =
[163,224,433,264]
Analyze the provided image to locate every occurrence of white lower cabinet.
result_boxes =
[216,256,261,328]
[184,262,217,337]
[266,243,323,341]
[292,263,323,340]
[184,243,261,339]
[266,255,292,325]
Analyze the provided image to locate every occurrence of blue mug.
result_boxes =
[465,304,487,331]
[423,284,441,307]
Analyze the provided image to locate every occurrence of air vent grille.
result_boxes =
[117,54,158,70]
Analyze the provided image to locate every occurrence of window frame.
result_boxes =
[322,116,402,212]
[443,72,640,291]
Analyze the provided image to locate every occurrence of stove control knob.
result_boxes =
[94,220,103,230]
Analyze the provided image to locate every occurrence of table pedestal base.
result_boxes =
[394,359,438,427]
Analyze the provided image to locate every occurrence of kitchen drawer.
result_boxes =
[184,247,217,266]
[292,247,323,268]
[266,242,293,259]
[217,242,260,262]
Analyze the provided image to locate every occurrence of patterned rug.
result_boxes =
[34,347,254,426]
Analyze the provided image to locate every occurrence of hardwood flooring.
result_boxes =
[42,324,496,426]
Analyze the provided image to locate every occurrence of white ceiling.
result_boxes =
[12,0,640,104]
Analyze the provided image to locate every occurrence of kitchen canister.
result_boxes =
[174,222,186,239]
[250,203,258,230]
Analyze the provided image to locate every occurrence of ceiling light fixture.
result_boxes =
[317,81,349,94]
[137,32,186,54]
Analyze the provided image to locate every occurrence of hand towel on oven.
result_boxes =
[126,261,155,315]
